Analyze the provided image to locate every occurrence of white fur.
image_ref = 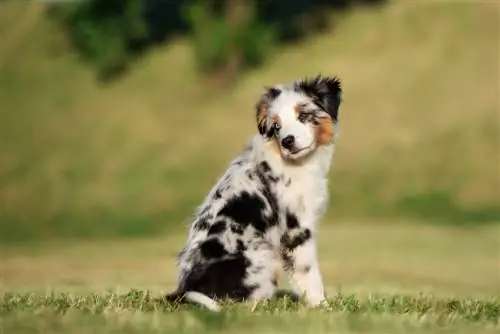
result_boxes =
[184,291,221,312]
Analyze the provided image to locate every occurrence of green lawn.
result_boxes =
[1,221,499,333]
[2,291,498,334]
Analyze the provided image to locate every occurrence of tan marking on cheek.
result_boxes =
[316,117,334,146]
[257,102,268,132]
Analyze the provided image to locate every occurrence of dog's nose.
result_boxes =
[281,135,295,149]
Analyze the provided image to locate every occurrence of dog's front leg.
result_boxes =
[281,229,327,308]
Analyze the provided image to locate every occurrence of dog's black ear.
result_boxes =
[266,87,281,99]
[255,87,281,137]
[295,75,342,122]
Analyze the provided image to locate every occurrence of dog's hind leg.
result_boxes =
[243,241,279,304]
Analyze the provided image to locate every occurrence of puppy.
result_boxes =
[163,75,342,311]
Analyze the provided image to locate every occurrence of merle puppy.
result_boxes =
[163,75,343,311]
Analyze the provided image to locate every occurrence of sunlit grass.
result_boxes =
[1,220,498,333]
[1,290,499,334]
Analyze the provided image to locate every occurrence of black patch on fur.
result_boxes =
[295,75,342,122]
[265,127,275,139]
[269,175,279,183]
[236,239,247,252]
[281,251,294,270]
[254,164,280,228]
[200,238,228,259]
[286,212,300,229]
[260,161,271,173]
[248,161,279,227]
[281,228,312,250]
[218,191,270,233]
[267,87,282,99]
[258,161,279,183]
[230,223,245,235]
[245,170,254,180]
[207,220,226,235]
[175,256,254,301]
[193,217,210,231]
[258,122,267,137]
[213,189,222,200]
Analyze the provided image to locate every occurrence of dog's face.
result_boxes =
[256,75,342,161]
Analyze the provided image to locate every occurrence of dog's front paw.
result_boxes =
[319,299,333,311]
[306,296,332,310]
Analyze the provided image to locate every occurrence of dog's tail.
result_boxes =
[163,291,221,312]
[184,291,221,312]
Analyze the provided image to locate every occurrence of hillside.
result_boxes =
[0,1,498,241]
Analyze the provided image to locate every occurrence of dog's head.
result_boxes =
[256,75,342,161]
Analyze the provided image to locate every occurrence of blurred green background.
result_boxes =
[0,0,498,243]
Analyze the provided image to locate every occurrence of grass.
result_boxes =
[1,291,499,334]
[0,1,499,241]
[1,221,499,333]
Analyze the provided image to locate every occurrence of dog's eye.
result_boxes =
[298,113,308,123]
[273,123,281,131]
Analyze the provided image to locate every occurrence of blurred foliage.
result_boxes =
[47,0,150,80]
[184,1,275,79]
[47,0,385,82]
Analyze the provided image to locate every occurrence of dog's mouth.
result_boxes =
[284,142,315,156]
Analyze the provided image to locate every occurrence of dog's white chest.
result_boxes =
[277,168,328,228]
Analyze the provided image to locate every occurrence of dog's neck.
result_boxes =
[250,135,335,178]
